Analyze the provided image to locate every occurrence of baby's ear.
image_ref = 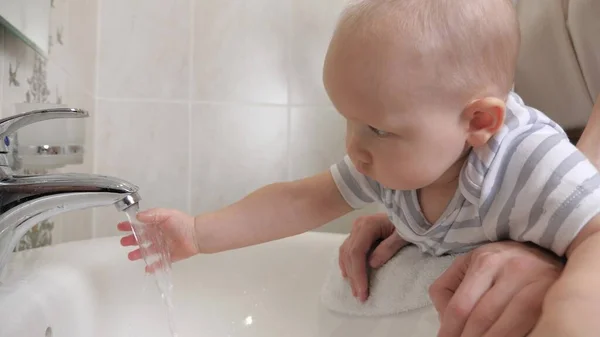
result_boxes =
[462,97,506,148]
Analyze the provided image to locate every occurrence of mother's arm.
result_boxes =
[528,94,600,337]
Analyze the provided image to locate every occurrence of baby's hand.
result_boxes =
[338,213,408,302]
[118,208,199,271]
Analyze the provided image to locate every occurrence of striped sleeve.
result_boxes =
[329,155,382,209]
[479,124,600,256]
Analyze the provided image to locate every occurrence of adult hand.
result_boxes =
[338,213,409,302]
[429,241,563,337]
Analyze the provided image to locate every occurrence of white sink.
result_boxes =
[0,232,439,337]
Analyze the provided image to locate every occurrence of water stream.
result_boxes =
[125,204,178,337]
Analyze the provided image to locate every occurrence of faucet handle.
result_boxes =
[0,107,88,153]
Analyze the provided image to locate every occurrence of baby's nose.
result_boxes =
[355,151,371,165]
[348,146,372,168]
[346,130,372,165]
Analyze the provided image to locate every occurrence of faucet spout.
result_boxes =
[0,173,138,213]
[0,107,141,278]
[0,173,141,276]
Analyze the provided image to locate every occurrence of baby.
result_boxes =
[120,0,600,321]
[326,0,593,258]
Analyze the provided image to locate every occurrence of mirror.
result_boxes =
[0,0,51,56]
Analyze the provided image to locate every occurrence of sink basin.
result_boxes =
[0,232,439,337]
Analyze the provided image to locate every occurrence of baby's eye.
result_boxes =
[368,125,389,137]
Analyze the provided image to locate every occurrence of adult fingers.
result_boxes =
[437,253,499,337]
[460,279,521,337]
[340,223,360,296]
[341,218,364,297]
[369,232,407,268]
[483,280,550,337]
[429,253,471,319]
[339,239,349,278]
[347,222,385,302]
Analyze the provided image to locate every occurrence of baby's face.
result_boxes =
[323,33,471,190]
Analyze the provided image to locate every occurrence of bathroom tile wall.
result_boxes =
[0,0,98,247]
[93,0,382,237]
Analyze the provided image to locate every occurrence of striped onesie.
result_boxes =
[330,92,600,257]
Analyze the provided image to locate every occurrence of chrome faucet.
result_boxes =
[0,107,141,275]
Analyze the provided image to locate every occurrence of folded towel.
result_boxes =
[320,245,457,317]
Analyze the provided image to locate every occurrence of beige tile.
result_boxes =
[66,0,98,94]
[190,103,288,214]
[289,107,346,180]
[48,0,69,77]
[46,59,68,105]
[94,100,190,237]
[55,209,94,243]
[290,0,346,105]
[57,88,94,175]
[98,0,190,100]
[192,0,289,104]
[93,207,127,238]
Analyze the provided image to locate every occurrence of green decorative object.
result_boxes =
[13,166,54,251]
[14,220,54,252]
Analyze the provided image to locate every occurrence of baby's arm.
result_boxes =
[193,171,353,254]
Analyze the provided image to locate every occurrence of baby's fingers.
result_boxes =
[145,259,168,273]
[120,234,138,247]
[126,246,161,262]
[128,248,142,261]
[117,221,133,232]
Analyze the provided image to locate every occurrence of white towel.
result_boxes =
[320,245,458,317]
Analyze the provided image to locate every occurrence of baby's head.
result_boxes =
[324,0,520,190]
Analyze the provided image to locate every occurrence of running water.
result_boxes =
[125,204,179,337]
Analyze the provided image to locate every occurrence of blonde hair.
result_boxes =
[336,0,520,100]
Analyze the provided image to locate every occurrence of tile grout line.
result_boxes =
[91,0,103,238]
[96,96,189,104]
[58,0,71,107]
[55,0,71,245]
[0,27,5,117]
[187,0,195,214]
[53,1,68,246]
[286,0,293,181]
[94,96,334,109]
